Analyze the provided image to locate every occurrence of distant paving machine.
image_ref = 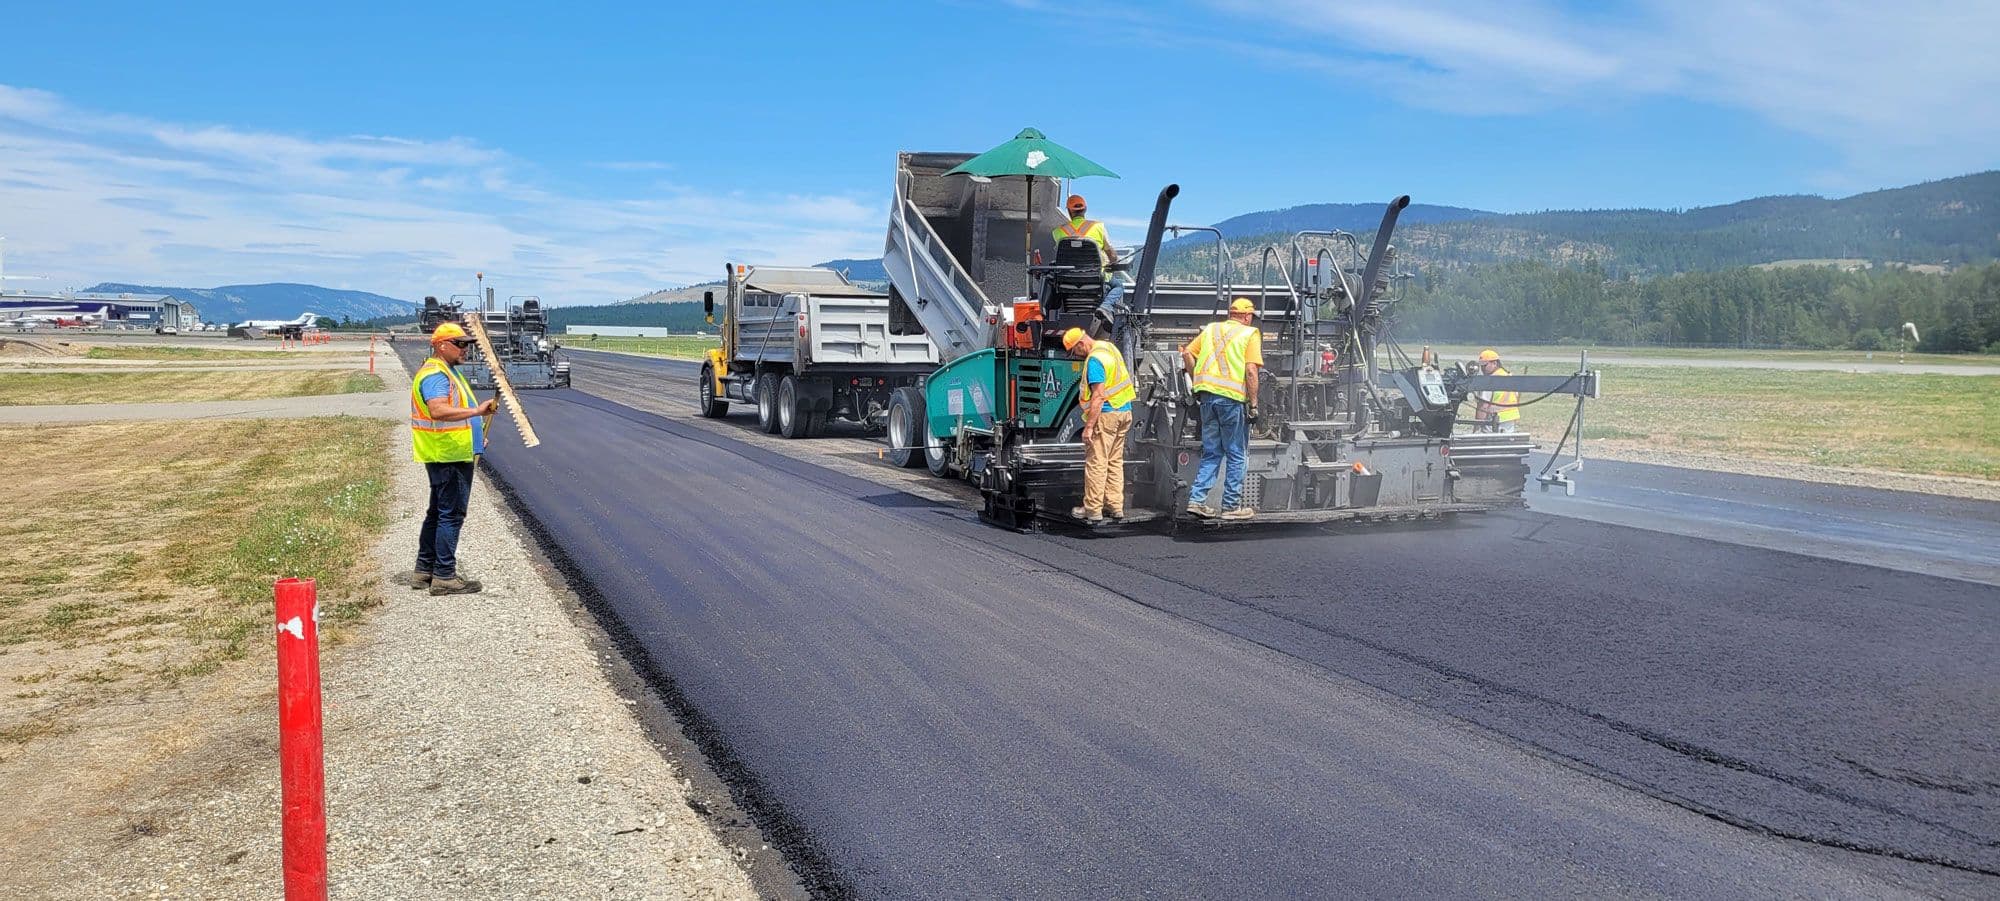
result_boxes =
[461,298,570,390]
[879,150,1602,529]
[697,263,938,438]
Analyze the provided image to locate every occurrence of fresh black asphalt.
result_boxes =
[420,345,2000,896]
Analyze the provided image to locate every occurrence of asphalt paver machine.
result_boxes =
[881,150,1600,530]
[462,298,570,390]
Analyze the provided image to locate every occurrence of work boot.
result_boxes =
[1219,507,1255,521]
[1070,506,1105,524]
[1107,509,1126,522]
[428,575,483,596]
[1186,501,1217,518]
[402,570,432,590]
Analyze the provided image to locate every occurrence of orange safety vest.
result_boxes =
[1189,321,1258,402]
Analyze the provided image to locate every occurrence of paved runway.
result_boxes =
[432,346,2000,896]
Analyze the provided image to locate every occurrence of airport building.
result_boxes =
[0,290,201,329]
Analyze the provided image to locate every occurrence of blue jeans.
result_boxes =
[417,461,474,578]
[1189,393,1247,509]
[1098,273,1127,313]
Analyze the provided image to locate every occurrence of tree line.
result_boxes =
[1392,260,2000,353]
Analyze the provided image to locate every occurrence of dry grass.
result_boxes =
[0,370,382,405]
[569,334,718,360]
[82,345,302,362]
[1513,365,2000,480]
[0,418,394,755]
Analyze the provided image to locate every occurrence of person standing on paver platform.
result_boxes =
[407,322,497,595]
[1473,348,1520,433]
[1181,298,1263,520]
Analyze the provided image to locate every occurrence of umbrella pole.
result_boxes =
[1025,177,1034,302]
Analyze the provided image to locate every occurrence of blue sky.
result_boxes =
[3,0,1996,304]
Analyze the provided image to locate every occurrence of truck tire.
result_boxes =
[885,386,927,469]
[778,375,813,439]
[699,365,729,418]
[755,373,781,433]
[924,428,954,478]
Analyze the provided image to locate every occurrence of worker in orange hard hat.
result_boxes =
[1473,348,1520,433]
[1064,327,1136,523]
[406,320,499,595]
[1180,298,1264,520]
[1053,194,1125,317]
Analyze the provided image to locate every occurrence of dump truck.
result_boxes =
[878,150,1601,529]
[697,263,938,438]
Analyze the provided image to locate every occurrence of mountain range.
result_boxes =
[82,170,1999,325]
[1157,171,2000,281]
[85,282,417,324]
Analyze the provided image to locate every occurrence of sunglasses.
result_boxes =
[447,339,475,348]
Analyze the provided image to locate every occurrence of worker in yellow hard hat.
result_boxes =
[1473,348,1520,433]
[1053,194,1125,316]
[407,321,499,595]
[1180,298,1264,520]
[1064,327,1136,523]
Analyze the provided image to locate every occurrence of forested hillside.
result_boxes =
[1393,260,2000,352]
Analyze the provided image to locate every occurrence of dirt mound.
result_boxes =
[0,337,78,358]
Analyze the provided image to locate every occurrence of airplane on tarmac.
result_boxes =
[234,311,320,330]
[3,305,109,329]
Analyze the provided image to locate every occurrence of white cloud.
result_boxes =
[0,85,883,305]
[1203,0,2000,187]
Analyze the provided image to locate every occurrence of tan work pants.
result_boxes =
[1082,409,1133,516]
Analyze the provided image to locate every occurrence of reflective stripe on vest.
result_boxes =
[1086,344,1137,409]
[410,358,477,462]
[1191,321,1255,402]
[1492,366,1520,422]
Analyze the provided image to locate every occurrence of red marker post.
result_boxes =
[275,577,327,900]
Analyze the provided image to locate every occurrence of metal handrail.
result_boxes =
[890,167,994,357]
[1164,225,1233,316]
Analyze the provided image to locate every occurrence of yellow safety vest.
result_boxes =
[410,357,478,462]
[1085,343,1137,410]
[1190,321,1258,402]
[1053,217,1112,272]
[1491,366,1520,422]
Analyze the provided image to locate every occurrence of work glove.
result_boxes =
[1247,405,1261,425]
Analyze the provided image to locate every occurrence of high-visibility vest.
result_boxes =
[1053,217,1112,272]
[1189,320,1258,402]
[410,357,478,462]
[1086,343,1137,410]
[1491,366,1520,422]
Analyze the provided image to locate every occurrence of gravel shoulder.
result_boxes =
[8,359,768,899]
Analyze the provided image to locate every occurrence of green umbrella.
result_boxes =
[943,127,1119,180]
[945,128,1119,296]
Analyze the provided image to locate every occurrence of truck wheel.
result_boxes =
[699,365,729,418]
[886,386,927,468]
[924,428,954,478]
[755,373,781,433]
[778,375,812,439]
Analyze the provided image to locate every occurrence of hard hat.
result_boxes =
[431,322,470,345]
[1229,297,1256,314]
[1066,194,1087,212]
[1062,326,1088,350]
[1478,348,1500,362]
